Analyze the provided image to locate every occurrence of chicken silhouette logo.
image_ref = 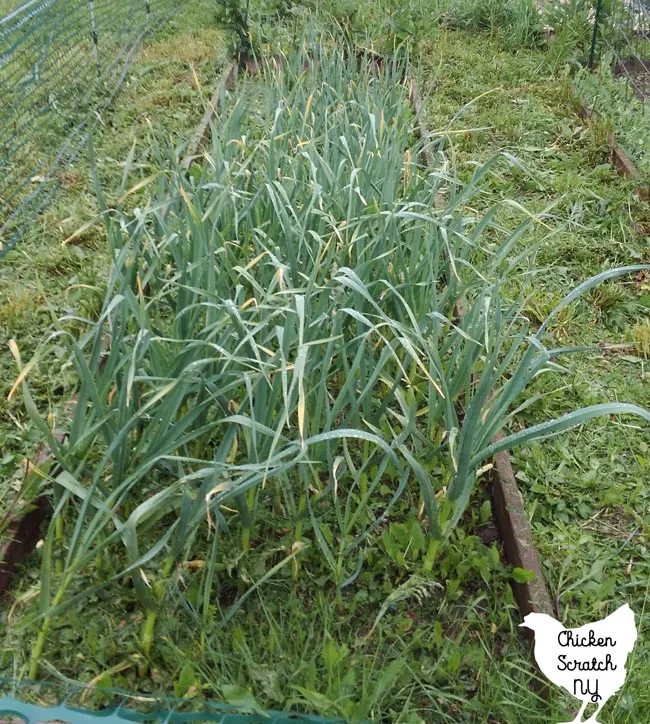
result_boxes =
[520,603,637,723]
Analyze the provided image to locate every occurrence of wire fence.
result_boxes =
[588,0,650,110]
[589,0,650,94]
[0,0,181,259]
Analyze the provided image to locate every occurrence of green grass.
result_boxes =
[0,0,24,14]
[419,27,650,721]
[0,0,184,255]
[543,0,650,176]
[2,3,650,723]
[575,57,650,177]
[0,0,228,494]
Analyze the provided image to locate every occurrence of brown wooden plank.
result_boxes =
[490,434,554,621]
[576,100,649,200]
[0,441,57,597]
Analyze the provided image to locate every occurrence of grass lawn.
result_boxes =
[1,3,649,724]
[420,28,650,721]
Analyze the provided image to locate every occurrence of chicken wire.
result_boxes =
[589,0,650,102]
[0,679,362,724]
[0,0,181,259]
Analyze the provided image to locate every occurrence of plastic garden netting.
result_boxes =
[0,0,180,259]
[0,679,364,724]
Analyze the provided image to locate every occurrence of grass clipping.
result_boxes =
[18,44,650,677]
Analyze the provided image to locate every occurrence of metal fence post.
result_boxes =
[145,0,151,23]
[588,0,603,69]
[89,0,99,70]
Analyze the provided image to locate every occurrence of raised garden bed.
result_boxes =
[3,11,650,722]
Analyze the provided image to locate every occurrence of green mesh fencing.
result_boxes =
[0,0,182,259]
[0,679,365,724]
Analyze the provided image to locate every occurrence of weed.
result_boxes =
[437,0,545,49]
[216,0,254,64]
[630,318,650,359]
